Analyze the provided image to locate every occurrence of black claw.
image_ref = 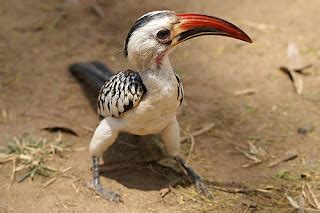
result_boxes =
[195,180,213,199]
[174,155,213,199]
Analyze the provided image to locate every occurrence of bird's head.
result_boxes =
[124,10,252,71]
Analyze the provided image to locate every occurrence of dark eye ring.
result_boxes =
[156,29,170,40]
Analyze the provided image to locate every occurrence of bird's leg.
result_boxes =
[91,156,121,202]
[174,155,213,199]
[89,118,121,202]
[161,117,213,199]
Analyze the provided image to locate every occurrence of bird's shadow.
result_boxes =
[100,133,190,191]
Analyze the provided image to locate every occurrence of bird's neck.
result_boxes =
[140,56,177,95]
[133,54,173,73]
[138,55,176,89]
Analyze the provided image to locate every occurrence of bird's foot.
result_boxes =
[174,156,213,199]
[91,156,121,202]
[195,178,213,199]
[93,181,122,202]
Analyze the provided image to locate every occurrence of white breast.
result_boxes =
[120,68,181,135]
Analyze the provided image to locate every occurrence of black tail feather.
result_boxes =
[90,61,113,79]
[69,61,113,93]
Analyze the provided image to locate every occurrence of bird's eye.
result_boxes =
[156,29,170,40]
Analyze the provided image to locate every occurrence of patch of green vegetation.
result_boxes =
[275,169,300,181]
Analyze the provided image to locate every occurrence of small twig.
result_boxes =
[210,185,271,194]
[268,150,298,167]
[43,177,57,187]
[160,188,171,198]
[180,123,215,142]
[186,136,195,163]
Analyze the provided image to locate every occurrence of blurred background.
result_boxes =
[1,0,320,211]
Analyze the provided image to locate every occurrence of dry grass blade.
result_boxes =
[247,141,259,155]
[0,134,72,185]
[279,67,303,95]
[71,182,79,193]
[7,157,16,189]
[60,167,72,174]
[234,146,262,164]
[286,195,300,209]
[306,183,320,209]
[288,192,320,212]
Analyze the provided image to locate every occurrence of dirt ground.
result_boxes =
[1,0,320,212]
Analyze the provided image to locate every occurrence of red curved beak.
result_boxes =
[172,13,252,44]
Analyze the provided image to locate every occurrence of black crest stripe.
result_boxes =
[124,11,169,57]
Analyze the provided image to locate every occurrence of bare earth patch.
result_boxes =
[1,0,320,212]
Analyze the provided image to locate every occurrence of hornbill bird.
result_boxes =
[70,10,252,202]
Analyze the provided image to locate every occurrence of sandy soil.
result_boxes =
[1,0,320,212]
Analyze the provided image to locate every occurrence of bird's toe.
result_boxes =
[195,179,213,199]
[93,183,122,202]
[99,189,122,203]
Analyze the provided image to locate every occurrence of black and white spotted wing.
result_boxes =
[97,70,147,118]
